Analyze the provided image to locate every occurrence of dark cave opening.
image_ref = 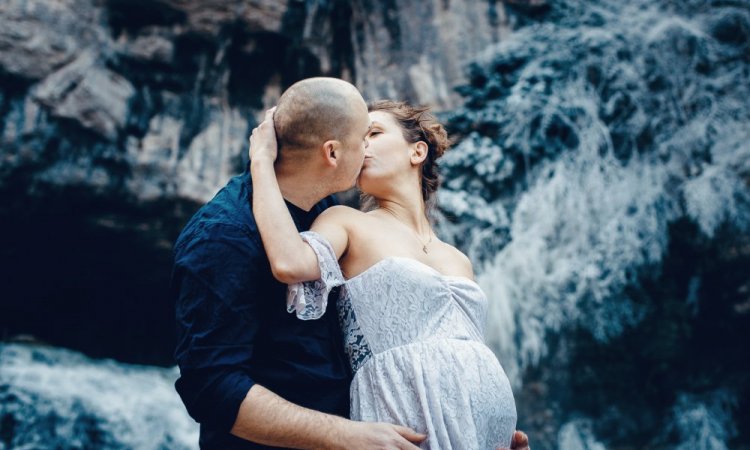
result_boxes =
[0,194,201,367]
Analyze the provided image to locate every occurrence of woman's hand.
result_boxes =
[249,107,278,164]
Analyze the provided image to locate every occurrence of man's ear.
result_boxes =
[321,140,340,168]
[410,141,428,166]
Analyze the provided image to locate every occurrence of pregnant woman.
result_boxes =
[250,100,517,449]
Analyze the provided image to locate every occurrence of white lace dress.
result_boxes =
[287,231,517,450]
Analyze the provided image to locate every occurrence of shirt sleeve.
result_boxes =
[172,222,264,431]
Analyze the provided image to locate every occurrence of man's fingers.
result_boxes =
[397,440,422,450]
[392,425,427,443]
[512,430,529,447]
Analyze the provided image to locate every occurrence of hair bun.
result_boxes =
[423,121,449,158]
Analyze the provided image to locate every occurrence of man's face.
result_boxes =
[334,98,371,191]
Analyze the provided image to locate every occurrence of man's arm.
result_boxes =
[231,385,426,450]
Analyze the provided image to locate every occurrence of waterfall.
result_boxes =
[0,343,198,449]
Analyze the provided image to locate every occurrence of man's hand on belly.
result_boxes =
[335,421,426,450]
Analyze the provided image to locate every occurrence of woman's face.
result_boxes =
[357,111,414,193]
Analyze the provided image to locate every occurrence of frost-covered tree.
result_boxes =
[435,0,750,448]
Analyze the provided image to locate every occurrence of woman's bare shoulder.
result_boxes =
[437,242,475,279]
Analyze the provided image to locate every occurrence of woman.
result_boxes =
[250,100,517,449]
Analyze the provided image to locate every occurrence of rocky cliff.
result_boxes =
[0,0,512,365]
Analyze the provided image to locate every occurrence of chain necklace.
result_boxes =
[382,208,433,254]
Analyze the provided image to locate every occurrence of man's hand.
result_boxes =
[231,385,426,450]
[335,421,426,450]
[497,430,530,450]
[249,107,278,164]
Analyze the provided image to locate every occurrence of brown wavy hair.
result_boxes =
[362,100,450,216]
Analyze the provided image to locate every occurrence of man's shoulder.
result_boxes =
[175,173,261,251]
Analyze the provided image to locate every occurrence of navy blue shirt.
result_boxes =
[172,168,351,450]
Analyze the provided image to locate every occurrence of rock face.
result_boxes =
[351,0,511,108]
[0,0,106,81]
[0,0,510,205]
[0,0,513,365]
[32,51,136,141]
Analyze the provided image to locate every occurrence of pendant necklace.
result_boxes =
[419,233,433,254]
[384,208,433,254]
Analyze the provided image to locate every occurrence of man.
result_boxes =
[172,77,530,449]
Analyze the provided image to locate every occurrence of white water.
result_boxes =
[0,344,198,449]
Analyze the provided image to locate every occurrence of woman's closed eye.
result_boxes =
[368,130,382,137]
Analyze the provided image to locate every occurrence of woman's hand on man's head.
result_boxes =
[249,107,278,164]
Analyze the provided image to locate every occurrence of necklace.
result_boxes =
[383,208,434,254]
[418,233,433,254]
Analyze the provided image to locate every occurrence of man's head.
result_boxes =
[274,78,370,192]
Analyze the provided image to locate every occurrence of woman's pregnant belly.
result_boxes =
[349,338,517,450]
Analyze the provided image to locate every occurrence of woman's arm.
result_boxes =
[249,109,349,284]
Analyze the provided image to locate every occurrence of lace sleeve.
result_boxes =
[286,231,346,320]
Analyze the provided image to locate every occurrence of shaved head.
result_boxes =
[274,78,367,157]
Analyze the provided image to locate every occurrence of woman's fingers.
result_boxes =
[248,107,279,162]
[265,106,276,122]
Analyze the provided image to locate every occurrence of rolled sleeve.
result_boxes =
[172,222,264,431]
[175,365,255,430]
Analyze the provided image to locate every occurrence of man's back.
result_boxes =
[171,169,351,449]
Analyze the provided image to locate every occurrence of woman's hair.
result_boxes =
[363,100,450,216]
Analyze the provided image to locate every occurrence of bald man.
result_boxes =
[172,78,531,450]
